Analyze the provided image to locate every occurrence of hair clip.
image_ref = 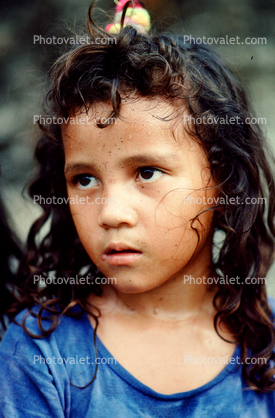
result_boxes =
[105,0,151,34]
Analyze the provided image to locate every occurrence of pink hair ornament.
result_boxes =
[105,0,151,34]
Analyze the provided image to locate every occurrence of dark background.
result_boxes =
[1,0,274,291]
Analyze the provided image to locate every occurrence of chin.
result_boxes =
[113,281,157,294]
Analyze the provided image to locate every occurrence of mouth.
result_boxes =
[101,243,142,266]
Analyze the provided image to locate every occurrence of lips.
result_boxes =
[101,243,142,266]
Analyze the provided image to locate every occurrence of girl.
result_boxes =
[1,0,275,416]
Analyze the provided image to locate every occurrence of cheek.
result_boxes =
[154,188,207,231]
[69,204,100,254]
[70,205,91,231]
[153,189,215,256]
[151,194,193,259]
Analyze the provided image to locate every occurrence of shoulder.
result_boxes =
[0,305,97,387]
[0,305,92,358]
[0,307,76,417]
[0,307,42,357]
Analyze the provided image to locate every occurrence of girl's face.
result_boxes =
[63,99,217,293]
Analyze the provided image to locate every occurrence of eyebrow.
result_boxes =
[64,153,181,175]
[120,153,181,165]
[65,163,95,176]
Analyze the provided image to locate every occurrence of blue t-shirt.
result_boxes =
[0,301,275,418]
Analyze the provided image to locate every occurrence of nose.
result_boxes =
[97,190,138,229]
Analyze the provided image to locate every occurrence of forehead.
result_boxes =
[63,98,176,142]
[62,98,206,167]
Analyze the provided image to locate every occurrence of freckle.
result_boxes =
[159,298,163,301]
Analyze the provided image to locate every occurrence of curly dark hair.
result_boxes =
[0,195,23,334]
[11,2,275,392]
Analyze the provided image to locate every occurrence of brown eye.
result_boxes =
[79,176,92,186]
[137,167,163,182]
[73,175,98,189]
[140,168,155,179]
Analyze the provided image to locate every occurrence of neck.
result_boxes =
[116,267,216,320]
[93,248,218,322]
